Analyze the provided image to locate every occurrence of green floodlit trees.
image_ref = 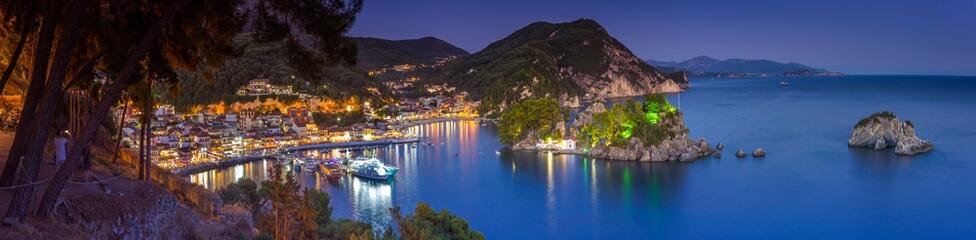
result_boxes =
[497,97,566,145]
[581,94,680,148]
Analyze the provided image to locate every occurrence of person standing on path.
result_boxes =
[54,131,70,166]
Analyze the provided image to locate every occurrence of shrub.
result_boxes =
[855,111,898,128]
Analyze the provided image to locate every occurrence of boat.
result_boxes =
[779,81,791,86]
[318,163,345,180]
[303,161,318,173]
[495,150,501,155]
[348,158,398,180]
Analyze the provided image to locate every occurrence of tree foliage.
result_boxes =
[581,94,680,148]
[855,111,897,128]
[497,97,566,145]
[257,161,319,239]
[312,110,367,127]
[167,34,390,112]
[218,177,262,208]
[391,202,486,240]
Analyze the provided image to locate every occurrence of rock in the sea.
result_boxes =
[895,137,934,156]
[752,148,765,157]
[712,152,722,158]
[848,111,933,156]
[735,150,747,158]
[716,142,724,150]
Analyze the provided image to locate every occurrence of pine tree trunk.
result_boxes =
[35,0,191,216]
[0,0,62,187]
[2,0,88,223]
[112,94,129,163]
[0,1,35,96]
[140,79,153,180]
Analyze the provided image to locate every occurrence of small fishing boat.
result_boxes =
[779,81,791,86]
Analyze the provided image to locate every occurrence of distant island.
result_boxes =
[646,56,843,78]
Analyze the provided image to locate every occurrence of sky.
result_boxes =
[348,0,976,76]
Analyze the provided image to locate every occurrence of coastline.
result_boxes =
[171,117,490,176]
[171,154,267,176]
[389,116,490,130]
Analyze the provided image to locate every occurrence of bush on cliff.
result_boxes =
[855,111,897,128]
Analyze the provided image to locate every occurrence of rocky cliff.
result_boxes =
[431,19,686,114]
[848,111,933,155]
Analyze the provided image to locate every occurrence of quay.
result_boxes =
[284,137,421,151]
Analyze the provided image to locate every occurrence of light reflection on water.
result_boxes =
[184,76,976,239]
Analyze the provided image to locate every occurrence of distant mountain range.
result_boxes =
[430,19,687,114]
[646,56,842,77]
[352,37,469,70]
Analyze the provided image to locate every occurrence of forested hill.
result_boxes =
[428,19,686,115]
[352,37,469,70]
[168,34,389,112]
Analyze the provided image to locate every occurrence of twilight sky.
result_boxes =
[348,0,976,76]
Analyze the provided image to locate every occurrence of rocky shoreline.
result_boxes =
[848,111,933,155]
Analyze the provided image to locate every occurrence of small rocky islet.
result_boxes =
[848,111,933,155]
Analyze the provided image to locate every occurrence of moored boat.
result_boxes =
[318,163,345,180]
[348,158,398,180]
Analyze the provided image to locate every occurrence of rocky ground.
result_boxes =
[0,131,250,239]
[848,111,934,155]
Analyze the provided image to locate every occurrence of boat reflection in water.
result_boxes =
[345,176,394,230]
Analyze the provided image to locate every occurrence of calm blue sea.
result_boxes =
[191,75,976,239]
